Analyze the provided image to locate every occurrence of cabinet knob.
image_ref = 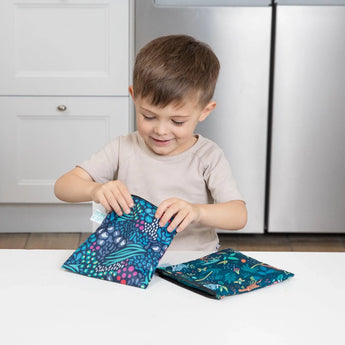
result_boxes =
[57,105,67,111]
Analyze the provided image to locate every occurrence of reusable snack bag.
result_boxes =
[157,248,294,299]
[62,195,176,289]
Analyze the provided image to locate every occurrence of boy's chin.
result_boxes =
[145,137,174,155]
[147,143,179,156]
[149,145,174,156]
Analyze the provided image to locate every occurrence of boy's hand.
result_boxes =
[91,180,134,216]
[155,198,201,233]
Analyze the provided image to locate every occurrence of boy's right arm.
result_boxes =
[54,167,133,215]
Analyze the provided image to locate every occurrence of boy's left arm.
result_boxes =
[155,198,247,233]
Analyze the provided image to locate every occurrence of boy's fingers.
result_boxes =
[118,183,134,207]
[166,215,183,232]
[155,204,165,220]
[167,209,189,232]
[160,205,185,229]
[155,198,175,220]
[158,207,176,227]
[103,190,123,215]
[94,181,133,215]
[100,196,111,213]
[108,198,123,216]
[111,191,131,214]
[172,213,193,233]
[127,194,134,208]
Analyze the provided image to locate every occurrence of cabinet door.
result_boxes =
[268,6,345,233]
[0,97,129,202]
[0,0,128,96]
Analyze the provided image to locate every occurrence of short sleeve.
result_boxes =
[203,145,244,204]
[77,137,120,184]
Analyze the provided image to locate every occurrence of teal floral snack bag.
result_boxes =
[157,249,294,299]
[62,195,176,289]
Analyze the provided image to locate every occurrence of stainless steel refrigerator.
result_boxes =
[135,0,272,234]
[135,0,345,234]
[268,0,345,233]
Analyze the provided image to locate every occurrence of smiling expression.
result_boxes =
[129,86,216,156]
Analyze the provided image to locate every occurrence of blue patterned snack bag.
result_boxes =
[62,195,176,289]
[157,249,294,299]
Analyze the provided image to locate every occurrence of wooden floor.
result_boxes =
[1,232,345,251]
[218,233,345,252]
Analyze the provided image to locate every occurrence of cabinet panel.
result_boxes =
[268,6,345,233]
[0,0,128,95]
[0,97,129,202]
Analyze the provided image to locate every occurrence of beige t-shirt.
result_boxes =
[79,131,244,251]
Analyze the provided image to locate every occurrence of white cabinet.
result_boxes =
[0,0,129,95]
[0,0,131,231]
[0,97,129,203]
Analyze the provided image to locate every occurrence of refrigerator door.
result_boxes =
[135,1,271,233]
[276,0,345,4]
[154,0,270,5]
[268,6,345,233]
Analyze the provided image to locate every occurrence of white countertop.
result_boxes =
[1,249,344,345]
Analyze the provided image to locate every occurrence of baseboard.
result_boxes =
[0,203,92,232]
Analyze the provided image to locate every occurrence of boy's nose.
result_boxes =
[153,122,168,136]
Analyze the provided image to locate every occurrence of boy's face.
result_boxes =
[129,87,216,156]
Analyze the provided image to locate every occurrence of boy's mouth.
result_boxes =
[151,137,173,145]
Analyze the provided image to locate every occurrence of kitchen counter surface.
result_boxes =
[1,250,344,345]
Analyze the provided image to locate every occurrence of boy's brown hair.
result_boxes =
[133,35,220,109]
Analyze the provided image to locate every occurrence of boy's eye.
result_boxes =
[142,114,155,120]
[172,120,184,126]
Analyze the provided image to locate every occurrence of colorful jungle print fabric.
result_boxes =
[62,195,176,289]
[157,248,294,299]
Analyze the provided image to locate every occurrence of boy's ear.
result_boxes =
[129,85,134,99]
[198,101,216,122]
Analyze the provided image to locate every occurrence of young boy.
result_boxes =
[54,35,247,251]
